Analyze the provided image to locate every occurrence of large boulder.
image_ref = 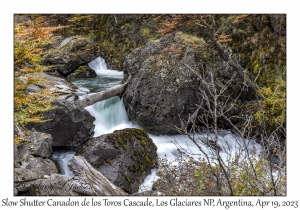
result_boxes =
[43,36,98,77]
[122,32,203,135]
[75,128,158,194]
[122,32,253,135]
[26,99,95,147]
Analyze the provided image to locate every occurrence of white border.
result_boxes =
[1,1,298,209]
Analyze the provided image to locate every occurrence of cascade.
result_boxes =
[85,96,134,137]
[53,57,262,193]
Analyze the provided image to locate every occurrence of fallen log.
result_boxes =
[75,72,131,107]
[68,156,126,196]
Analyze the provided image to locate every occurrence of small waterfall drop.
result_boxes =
[51,148,77,177]
[85,96,135,137]
[88,57,107,74]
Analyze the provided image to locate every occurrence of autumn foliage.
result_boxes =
[14,15,66,130]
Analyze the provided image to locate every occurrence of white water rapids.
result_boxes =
[52,57,262,193]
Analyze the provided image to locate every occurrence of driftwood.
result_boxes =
[75,72,131,107]
[68,156,125,196]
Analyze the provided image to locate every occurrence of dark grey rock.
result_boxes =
[16,131,53,159]
[26,98,95,147]
[20,155,58,175]
[14,155,58,185]
[28,132,53,158]
[75,128,158,194]
[68,156,126,196]
[123,33,202,135]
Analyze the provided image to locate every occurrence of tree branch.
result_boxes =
[75,72,131,107]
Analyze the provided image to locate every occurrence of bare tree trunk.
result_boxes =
[75,72,131,107]
[68,156,125,196]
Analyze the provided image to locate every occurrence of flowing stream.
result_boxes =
[52,57,262,192]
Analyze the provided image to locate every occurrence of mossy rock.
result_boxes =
[75,128,158,194]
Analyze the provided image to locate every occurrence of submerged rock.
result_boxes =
[75,128,158,194]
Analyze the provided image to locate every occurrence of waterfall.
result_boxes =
[88,57,107,74]
[85,96,135,137]
[50,148,77,177]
